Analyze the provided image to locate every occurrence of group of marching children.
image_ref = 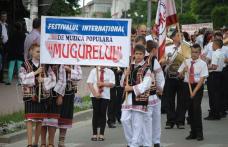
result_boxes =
[120,24,165,147]
[19,43,82,147]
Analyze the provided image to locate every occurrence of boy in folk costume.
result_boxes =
[121,44,153,147]
[141,40,165,147]
[87,66,115,141]
[19,44,56,147]
[41,64,66,147]
[178,44,208,141]
[58,65,82,147]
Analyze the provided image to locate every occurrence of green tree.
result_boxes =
[47,0,80,16]
[178,12,197,24]
[127,0,157,26]
[190,0,228,23]
[212,6,228,29]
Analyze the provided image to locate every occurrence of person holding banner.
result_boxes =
[41,64,66,147]
[18,44,56,147]
[121,44,152,147]
[141,40,165,147]
[87,66,115,141]
[58,65,82,147]
[178,44,208,141]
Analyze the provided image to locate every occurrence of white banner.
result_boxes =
[182,23,213,35]
[40,16,131,67]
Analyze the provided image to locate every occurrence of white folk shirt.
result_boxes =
[53,65,67,96]
[0,22,8,44]
[148,59,165,106]
[19,59,56,91]
[87,67,115,100]
[211,49,225,72]
[69,65,82,81]
[178,58,209,83]
[120,60,152,112]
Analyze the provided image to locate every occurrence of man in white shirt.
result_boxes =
[205,38,225,120]
[0,11,8,82]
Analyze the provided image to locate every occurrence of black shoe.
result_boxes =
[177,124,185,129]
[204,116,220,120]
[32,145,38,147]
[220,112,227,118]
[154,143,160,147]
[165,124,174,129]
[5,82,11,85]
[186,134,197,140]
[196,136,204,141]
[108,123,116,128]
[117,119,121,124]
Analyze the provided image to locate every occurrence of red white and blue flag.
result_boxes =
[154,0,178,60]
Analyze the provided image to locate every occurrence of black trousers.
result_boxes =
[165,77,186,125]
[222,66,228,111]
[107,86,123,124]
[184,83,204,137]
[207,72,222,117]
[91,97,109,135]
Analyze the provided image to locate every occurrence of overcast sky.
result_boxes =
[78,0,92,7]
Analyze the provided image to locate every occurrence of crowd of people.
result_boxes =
[1,11,228,147]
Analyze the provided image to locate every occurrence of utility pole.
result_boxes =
[30,0,38,20]
[181,0,183,14]
[147,0,152,33]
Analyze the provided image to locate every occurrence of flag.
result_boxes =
[154,0,178,60]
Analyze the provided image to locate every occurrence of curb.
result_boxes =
[0,109,92,143]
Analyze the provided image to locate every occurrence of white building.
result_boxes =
[111,0,134,18]
[82,0,112,18]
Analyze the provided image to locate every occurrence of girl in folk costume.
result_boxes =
[58,65,82,147]
[140,40,165,147]
[87,66,115,141]
[41,64,66,147]
[19,44,56,147]
[121,44,153,147]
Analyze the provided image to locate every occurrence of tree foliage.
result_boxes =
[47,0,80,16]
[212,6,228,29]
[126,0,158,27]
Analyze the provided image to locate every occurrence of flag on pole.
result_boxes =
[154,0,178,60]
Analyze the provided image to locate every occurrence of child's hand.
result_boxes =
[64,65,71,72]
[56,95,63,105]
[35,67,43,75]
[125,85,132,92]
[97,82,104,87]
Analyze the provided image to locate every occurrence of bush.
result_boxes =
[211,6,228,29]
[179,12,198,24]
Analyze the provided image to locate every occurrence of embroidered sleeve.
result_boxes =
[54,65,66,96]
[154,60,165,92]
[43,66,56,90]
[18,66,35,86]
[71,65,82,81]
[133,69,152,96]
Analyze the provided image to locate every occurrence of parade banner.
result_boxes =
[40,16,131,67]
[182,23,213,35]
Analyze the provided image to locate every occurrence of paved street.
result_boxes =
[2,92,228,147]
